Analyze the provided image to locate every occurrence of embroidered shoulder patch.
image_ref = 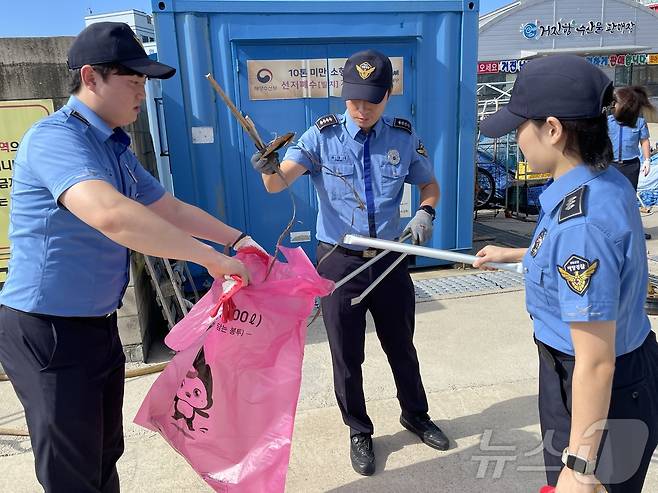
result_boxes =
[558,186,586,224]
[393,118,412,134]
[557,255,599,296]
[70,110,90,126]
[315,114,339,131]
[530,228,547,257]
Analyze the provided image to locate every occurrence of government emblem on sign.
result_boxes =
[521,22,539,40]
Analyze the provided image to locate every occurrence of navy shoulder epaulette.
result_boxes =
[69,110,90,127]
[558,185,586,224]
[392,117,412,134]
[315,114,339,131]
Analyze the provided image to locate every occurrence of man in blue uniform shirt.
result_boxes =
[251,50,448,476]
[0,22,259,492]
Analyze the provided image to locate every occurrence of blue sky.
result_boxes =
[0,0,510,37]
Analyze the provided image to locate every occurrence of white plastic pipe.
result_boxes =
[343,235,524,274]
[331,232,412,292]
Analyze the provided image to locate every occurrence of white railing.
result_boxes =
[477,81,515,121]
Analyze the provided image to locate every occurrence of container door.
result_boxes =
[235,41,416,261]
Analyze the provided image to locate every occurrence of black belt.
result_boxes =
[613,157,640,164]
[535,336,573,370]
[535,331,656,369]
[1,305,115,321]
[318,241,382,259]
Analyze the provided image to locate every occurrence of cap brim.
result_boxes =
[121,57,176,79]
[479,107,527,138]
[342,81,388,104]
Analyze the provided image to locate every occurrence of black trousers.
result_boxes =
[0,305,125,493]
[316,243,429,436]
[537,332,658,492]
[611,157,641,191]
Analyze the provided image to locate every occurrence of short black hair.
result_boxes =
[532,114,613,170]
[69,63,144,94]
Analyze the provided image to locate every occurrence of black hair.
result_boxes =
[532,114,613,170]
[69,63,144,94]
[613,86,656,127]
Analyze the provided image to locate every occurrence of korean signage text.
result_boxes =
[0,99,54,285]
[478,54,658,74]
[248,57,404,101]
[521,19,636,40]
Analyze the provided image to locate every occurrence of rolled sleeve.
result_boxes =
[405,132,435,185]
[132,158,166,206]
[283,126,321,174]
[553,223,621,322]
[27,124,111,202]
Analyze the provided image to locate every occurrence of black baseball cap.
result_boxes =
[342,50,393,104]
[67,22,176,80]
[479,54,613,138]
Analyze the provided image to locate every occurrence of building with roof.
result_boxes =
[477,0,658,118]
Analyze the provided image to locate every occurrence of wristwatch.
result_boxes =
[419,204,436,220]
[561,448,597,475]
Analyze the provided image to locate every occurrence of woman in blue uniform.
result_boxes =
[608,86,655,239]
[474,55,658,493]
[608,86,654,191]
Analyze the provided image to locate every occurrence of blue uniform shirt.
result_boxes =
[524,164,651,356]
[0,96,166,316]
[284,111,435,246]
[608,115,650,161]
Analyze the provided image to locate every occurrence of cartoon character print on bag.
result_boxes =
[172,348,214,433]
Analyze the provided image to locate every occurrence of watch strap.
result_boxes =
[419,204,436,220]
[562,448,597,475]
[230,232,248,250]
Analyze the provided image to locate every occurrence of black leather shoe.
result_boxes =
[350,433,375,476]
[400,414,450,451]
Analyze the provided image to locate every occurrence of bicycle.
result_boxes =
[474,165,495,210]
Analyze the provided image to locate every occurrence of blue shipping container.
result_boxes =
[152,0,479,271]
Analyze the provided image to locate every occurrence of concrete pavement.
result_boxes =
[1,211,658,492]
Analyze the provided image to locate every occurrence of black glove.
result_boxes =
[250,150,280,175]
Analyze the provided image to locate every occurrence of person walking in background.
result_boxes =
[608,85,656,239]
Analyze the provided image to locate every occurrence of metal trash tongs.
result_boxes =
[341,234,525,306]
[330,233,412,306]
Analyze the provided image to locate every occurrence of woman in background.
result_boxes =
[608,85,655,239]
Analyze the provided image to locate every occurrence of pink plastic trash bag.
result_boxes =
[134,247,333,492]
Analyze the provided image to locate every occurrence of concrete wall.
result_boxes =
[0,37,74,110]
[0,36,162,362]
